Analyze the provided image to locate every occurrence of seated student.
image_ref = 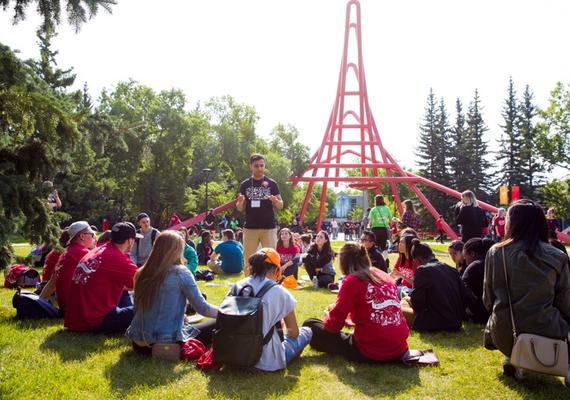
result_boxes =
[196,231,214,265]
[64,222,140,333]
[390,231,419,298]
[179,227,196,250]
[299,234,312,254]
[178,232,198,274]
[40,221,96,312]
[448,240,467,276]
[461,238,494,324]
[303,243,409,363]
[207,229,244,274]
[400,239,475,332]
[232,248,312,371]
[276,228,301,279]
[359,230,388,273]
[42,229,70,282]
[127,231,219,357]
[303,230,336,288]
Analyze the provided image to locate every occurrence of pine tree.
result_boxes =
[34,29,76,91]
[464,89,492,201]
[497,77,524,189]
[416,90,453,216]
[416,89,439,179]
[449,98,471,191]
[518,85,543,198]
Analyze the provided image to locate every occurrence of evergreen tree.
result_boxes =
[416,90,452,217]
[497,77,524,189]
[464,89,492,201]
[449,98,470,191]
[518,85,543,198]
[34,29,76,91]
[416,89,439,179]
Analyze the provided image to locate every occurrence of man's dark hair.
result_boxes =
[222,229,235,240]
[375,195,385,206]
[362,230,376,243]
[249,154,265,165]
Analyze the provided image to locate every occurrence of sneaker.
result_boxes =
[502,358,523,380]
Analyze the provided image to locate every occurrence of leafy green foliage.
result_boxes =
[539,179,570,220]
[537,82,570,173]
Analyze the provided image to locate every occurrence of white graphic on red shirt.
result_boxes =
[72,256,101,285]
[365,283,403,326]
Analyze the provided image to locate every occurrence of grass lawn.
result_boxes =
[0,241,568,399]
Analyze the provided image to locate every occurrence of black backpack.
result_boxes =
[12,288,60,319]
[213,281,277,366]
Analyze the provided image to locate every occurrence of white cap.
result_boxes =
[67,221,95,245]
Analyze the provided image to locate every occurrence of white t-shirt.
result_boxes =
[233,276,297,371]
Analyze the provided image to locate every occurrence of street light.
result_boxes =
[203,168,212,212]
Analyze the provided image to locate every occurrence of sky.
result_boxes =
[1,0,569,178]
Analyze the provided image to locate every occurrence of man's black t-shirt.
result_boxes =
[238,176,280,229]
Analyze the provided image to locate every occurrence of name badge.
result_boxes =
[251,200,261,208]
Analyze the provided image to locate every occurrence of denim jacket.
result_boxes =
[126,265,218,343]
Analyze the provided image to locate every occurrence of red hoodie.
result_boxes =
[324,269,409,361]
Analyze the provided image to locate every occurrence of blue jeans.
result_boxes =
[282,255,301,279]
[97,291,134,334]
[283,326,313,363]
[397,285,414,299]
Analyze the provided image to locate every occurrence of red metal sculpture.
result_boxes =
[291,0,498,239]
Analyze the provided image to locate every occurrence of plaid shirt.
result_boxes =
[401,211,420,230]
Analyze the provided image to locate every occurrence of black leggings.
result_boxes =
[372,227,389,251]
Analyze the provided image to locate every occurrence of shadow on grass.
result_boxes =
[106,350,189,396]
[415,322,485,349]
[205,365,300,400]
[498,371,568,398]
[40,329,124,362]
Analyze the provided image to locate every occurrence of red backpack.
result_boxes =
[4,264,40,289]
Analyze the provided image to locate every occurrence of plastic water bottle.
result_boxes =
[312,276,319,289]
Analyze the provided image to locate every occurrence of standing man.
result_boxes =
[130,212,160,267]
[236,154,283,275]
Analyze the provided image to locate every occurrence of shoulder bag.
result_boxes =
[501,248,568,377]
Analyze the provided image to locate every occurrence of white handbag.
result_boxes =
[501,248,568,377]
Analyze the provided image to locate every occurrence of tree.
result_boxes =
[0,43,80,268]
[464,89,492,201]
[496,77,525,189]
[449,98,471,192]
[1,0,116,33]
[416,90,452,216]
[539,179,570,221]
[537,82,570,172]
[518,85,543,198]
[269,124,309,177]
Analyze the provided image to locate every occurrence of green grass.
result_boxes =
[0,241,568,399]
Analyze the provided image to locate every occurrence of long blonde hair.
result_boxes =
[134,230,185,311]
[461,190,479,207]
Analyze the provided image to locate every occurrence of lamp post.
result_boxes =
[203,168,212,212]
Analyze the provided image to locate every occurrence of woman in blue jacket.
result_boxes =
[127,231,218,358]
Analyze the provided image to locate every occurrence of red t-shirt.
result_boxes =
[64,243,137,331]
[393,256,418,288]
[493,216,506,237]
[436,219,443,230]
[324,270,409,361]
[276,244,300,265]
[42,249,62,282]
[54,243,90,312]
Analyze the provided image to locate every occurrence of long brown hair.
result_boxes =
[339,243,381,284]
[134,231,185,311]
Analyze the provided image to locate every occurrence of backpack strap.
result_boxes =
[255,281,277,298]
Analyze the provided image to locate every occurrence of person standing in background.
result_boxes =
[236,154,283,275]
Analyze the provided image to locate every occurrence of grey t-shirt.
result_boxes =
[233,276,296,371]
[130,228,158,266]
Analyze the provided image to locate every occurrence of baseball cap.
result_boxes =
[259,248,280,268]
[67,221,95,245]
[137,212,150,222]
[111,222,144,243]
